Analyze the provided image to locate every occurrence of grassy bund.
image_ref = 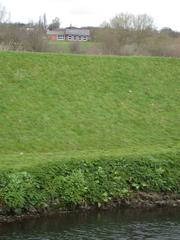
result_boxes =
[0,52,179,215]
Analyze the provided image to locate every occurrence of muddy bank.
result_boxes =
[1,192,180,224]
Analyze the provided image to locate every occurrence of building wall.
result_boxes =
[65,35,89,41]
[48,35,58,41]
[47,33,90,41]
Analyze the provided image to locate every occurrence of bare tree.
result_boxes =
[110,13,134,29]
[110,13,154,31]
[39,13,47,30]
[133,14,154,31]
[100,21,110,28]
[94,13,156,55]
[69,41,81,54]
[0,22,50,52]
[48,17,60,30]
[43,13,47,29]
[0,3,10,23]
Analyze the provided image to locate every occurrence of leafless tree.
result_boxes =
[39,13,47,30]
[133,14,154,31]
[100,21,110,28]
[0,22,50,52]
[69,41,81,54]
[110,13,134,29]
[92,12,180,57]
[48,17,60,30]
[0,3,10,23]
[110,13,154,31]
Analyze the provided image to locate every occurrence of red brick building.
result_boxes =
[47,27,90,41]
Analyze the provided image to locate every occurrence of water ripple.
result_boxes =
[1,208,180,240]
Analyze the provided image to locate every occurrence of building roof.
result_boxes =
[47,28,90,36]
[47,30,65,35]
[65,29,90,36]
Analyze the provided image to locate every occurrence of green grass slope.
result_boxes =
[0,52,179,169]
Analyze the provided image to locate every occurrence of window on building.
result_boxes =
[83,36,87,41]
[57,35,64,40]
[68,35,72,40]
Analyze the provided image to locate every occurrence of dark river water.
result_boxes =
[0,208,180,240]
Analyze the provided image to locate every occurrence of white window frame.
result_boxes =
[57,35,65,40]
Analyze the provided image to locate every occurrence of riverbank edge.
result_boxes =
[1,192,180,223]
[0,150,180,223]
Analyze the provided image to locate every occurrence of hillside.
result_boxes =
[0,52,179,169]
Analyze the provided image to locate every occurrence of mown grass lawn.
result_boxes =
[0,52,179,170]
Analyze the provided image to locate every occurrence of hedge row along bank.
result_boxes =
[0,150,179,215]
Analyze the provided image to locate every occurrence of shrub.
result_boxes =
[0,151,179,213]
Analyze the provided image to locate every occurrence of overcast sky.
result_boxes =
[1,0,180,30]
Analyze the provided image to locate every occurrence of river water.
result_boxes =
[0,208,180,240]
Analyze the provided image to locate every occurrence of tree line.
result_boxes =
[0,3,180,56]
[90,13,180,56]
[0,3,62,52]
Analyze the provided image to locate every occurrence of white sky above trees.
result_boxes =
[1,0,180,30]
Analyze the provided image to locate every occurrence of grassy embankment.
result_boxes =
[0,52,179,213]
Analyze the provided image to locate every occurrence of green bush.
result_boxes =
[0,172,41,212]
[0,151,179,213]
[46,170,87,204]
